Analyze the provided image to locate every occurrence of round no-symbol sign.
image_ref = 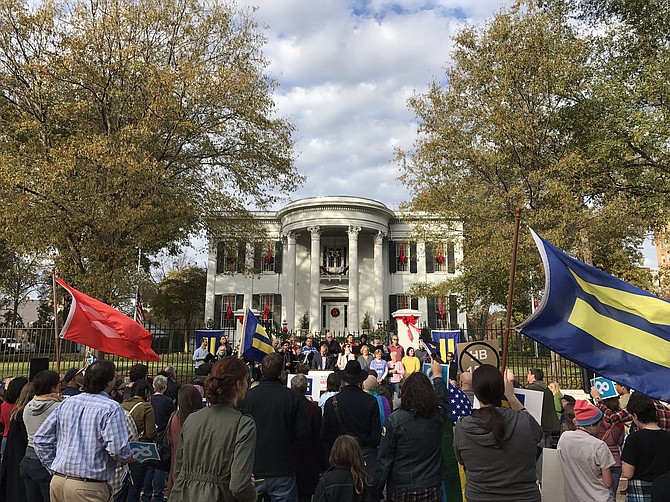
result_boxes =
[458,341,500,373]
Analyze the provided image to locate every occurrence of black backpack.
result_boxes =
[147,412,174,472]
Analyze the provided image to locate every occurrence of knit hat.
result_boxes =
[574,399,603,426]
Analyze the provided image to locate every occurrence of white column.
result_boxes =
[348,226,361,333]
[308,226,321,333]
[374,230,385,328]
[285,232,297,331]
[204,241,218,324]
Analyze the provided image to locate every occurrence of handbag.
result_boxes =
[148,411,175,472]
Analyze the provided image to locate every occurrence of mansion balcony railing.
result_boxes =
[320,265,349,281]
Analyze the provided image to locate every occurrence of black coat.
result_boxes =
[311,354,335,370]
[321,384,381,455]
[0,416,28,502]
[239,378,310,478]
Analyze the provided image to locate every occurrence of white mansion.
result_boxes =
[204,196,466,335]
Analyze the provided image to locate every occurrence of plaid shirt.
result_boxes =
[599,399,670,431]
[34,392,131,481]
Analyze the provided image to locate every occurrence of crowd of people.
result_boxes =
[0,331,667,502]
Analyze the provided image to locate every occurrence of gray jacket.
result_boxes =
[24,398,60,449]
[454,407,542,501]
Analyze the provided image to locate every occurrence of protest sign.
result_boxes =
[287,370,332,401]
[456,340,500,373]
[129,442,160,463]
[590,376,618,399]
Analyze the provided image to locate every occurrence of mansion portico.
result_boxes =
[204,196,466,334]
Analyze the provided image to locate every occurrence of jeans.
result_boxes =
[20,455,52,502]
[141,466,167,502]
[255,475,298,502]
[126,462,148,502]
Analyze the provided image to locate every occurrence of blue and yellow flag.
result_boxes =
[242,308,275,362]
[517,229,670,401]
[432,330,461,361]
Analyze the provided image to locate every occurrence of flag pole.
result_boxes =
[501,208,522,374]
[133,248,141,322]
[237,307,248,359]
[52,269,61,375]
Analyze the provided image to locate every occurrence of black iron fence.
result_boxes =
[0,323,585,390]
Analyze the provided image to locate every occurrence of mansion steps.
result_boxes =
[205,196,466,335]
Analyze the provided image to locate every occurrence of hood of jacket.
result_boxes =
[457,406,524,448]
[25,397,60,417]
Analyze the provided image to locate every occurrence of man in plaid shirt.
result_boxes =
[34,360,132,502]
[591,385,670,431]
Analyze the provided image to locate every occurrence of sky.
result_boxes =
[191,0,658,269]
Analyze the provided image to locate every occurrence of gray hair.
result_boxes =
[153,374,168,393]
[163,365,176,378]
[290,374,308,396]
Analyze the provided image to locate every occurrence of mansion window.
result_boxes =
[390,241,417,273]
[252,293,282,332]
[213,293,243,330]
[216,242,244,274]
[428,295,459,330]
[254,241,283,273]
[322,247,348,275]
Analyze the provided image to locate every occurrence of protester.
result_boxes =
[240,352,309,501]
[371,336,388,359]
[526,368,560,447]
[548,381,564,421]
[122,364,149,401]
[445,352,458,382]
[60,368,84,398]
[615,383,631,409]
[375,362,449,502]
[597,397,625,499]
[620,393,670,502]
[313,435,374,502]
[321,361,381,478]
[121,379,156,502]
[0,376,27,460]
[561,400,578,433]
[592,386,670,432]
[369,349,388,384]
[357,345,373,372]
[301,337,318,365]
[557,400,615,502]
[323,332,341,356]
[166,384,203,497]
[217,335,234,357]
[401,347,421,376]
[0,382,33,502]
[291,374,327,502]
[387,335,404,360]
[192,337,212,368]
[459,371,475,405]
[34,360,132,502]
[160,366,180,404]
[168,358,256,502]
[362,376,390,425]
[318,373,341,414]
[22,370,61,502]
[454,366,542,502]
[387,351,405,399]
[311,343,335,370]
[337,344,357,371]
[143,375,175,502]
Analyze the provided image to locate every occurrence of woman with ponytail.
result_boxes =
[453,366,542,502]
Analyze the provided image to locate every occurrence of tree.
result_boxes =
[399,1,651,316]
[150,266,206,352]
[0,0,302,304]
[0,247,43,328]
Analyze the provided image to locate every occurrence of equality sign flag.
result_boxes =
[517,229,670,401]
[432,330,461,361]
[57,278,160,362]
[242,307,275,362]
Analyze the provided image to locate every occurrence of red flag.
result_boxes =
[263,296,270,320]
[439,296,445,319]
[57,278,160,362]
[225,297,232,321]
[399,242,406,265]
[266,241,272,264]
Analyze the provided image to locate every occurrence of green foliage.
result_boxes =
[149,266,206,326]
[0,0,302,304]
[400,1,653,313]
[300,311,309,330]
[361,311,372,331]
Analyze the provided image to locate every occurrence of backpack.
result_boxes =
[147,411,175,472]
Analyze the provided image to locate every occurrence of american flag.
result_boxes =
[134,290,145,324]
[448,383,472,423]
